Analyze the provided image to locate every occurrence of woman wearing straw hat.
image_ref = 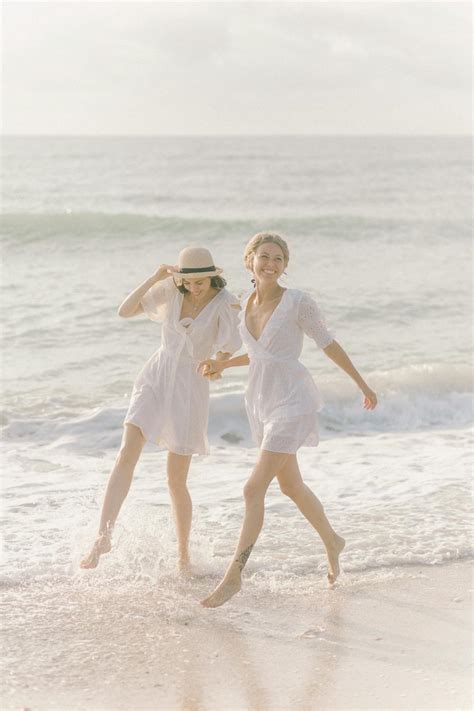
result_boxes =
[80,246,241,572]
[198,232,377,607]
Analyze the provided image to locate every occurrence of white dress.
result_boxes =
[125,277,241,455]
[240,288,334,454]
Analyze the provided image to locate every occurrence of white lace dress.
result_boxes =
[124,277,241,455]
[240,288,334,453]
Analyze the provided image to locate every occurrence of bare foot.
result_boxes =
[326,534,345,585]
[200,575,242,608]
[80,533,112,569]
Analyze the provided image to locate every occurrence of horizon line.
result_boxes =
[2,132,472,139]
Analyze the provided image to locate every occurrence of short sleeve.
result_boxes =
[297,291,334,349]
[140,277,176,322]
[214,291,242,354]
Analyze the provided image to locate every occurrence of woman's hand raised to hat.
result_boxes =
[152,264,177,282]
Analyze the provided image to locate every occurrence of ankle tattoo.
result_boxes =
[236,543,254,572]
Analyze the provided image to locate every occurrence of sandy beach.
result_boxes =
[2,560,471,711]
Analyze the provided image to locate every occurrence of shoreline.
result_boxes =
[2,560,472,710]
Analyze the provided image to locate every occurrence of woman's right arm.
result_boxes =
[117,265,175,318]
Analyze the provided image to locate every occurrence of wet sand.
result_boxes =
[1,561,471,710]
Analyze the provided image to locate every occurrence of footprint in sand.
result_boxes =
[299,627,325,639]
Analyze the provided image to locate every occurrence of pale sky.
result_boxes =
[2,1,472,135]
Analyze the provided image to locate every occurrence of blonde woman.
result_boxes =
[81,247,241,572]
[199,233,377,607]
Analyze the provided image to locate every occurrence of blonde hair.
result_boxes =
[244,232,290,271]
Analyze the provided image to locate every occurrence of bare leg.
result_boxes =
[167,452,193,573]
[201,450,290,608]
[80,424,145,569]
[277,455,345,584]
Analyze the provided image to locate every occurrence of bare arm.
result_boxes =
[220,354,250,369]
[117,264,175,318]
[323,339,377,409]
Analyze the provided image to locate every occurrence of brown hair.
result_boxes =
[175,275,227,294]
[244,232,290,271]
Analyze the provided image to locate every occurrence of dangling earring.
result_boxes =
[251,278,256,286]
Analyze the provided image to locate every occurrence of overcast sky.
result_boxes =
[2,1,472,135]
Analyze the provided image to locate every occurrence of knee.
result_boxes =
[167,473,188,494]
[279,481,305,501]
[243,478,265,505]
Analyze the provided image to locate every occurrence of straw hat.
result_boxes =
[169,247,223,280]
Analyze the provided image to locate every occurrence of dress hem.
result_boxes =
[124,418,210,457]
[259,445,320,454]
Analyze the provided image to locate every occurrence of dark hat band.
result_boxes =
[178,265,216,273]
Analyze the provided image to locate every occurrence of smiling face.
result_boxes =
[181,276,212,297]
[252,241,287,284]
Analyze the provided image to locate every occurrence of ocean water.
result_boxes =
[1,136,472,621]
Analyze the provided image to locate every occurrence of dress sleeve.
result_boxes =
[214,291,242,354]
[297,291,334,349]
[140,277,176,322]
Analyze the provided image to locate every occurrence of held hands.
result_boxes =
[197,359,225,381]
[361,385,377,410]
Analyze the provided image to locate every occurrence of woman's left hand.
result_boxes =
[361,385,377,410]
[197,359,223,379]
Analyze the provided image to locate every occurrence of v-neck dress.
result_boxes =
[240,288,334,453]
[124,277,241,455]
